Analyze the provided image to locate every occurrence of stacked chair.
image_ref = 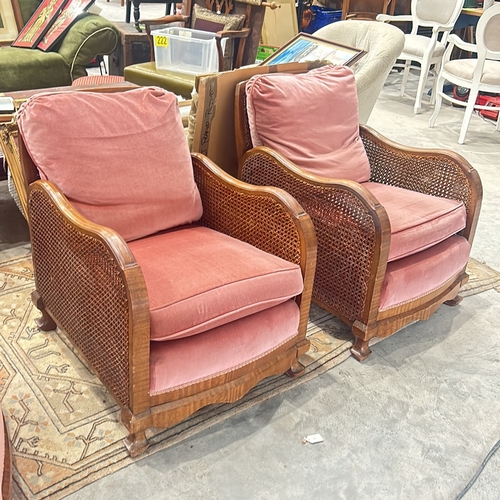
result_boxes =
[16,86,317,456]
[234,64,482,361]
[430,3,500,144]
[377,0,464,113]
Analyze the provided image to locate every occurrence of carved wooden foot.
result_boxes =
[351,337,372,362]
[445,295,463,307]
[31,290,57,331]
[124,430,149,458]
[285,359,306,378]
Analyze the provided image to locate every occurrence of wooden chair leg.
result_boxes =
[351,336,372,362]
[285,359,305,378]
[124,430,149,458]
[31,290,57,331]
[445,295,463,307]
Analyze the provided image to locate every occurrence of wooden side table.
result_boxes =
[109,22,152,76]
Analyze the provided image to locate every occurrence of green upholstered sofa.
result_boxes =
[0,0,119,92]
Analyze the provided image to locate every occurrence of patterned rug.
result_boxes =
[0,255,355,500]
[1,256,499,499]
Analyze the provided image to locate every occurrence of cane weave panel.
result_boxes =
[361,129,474,219]
[241,153,376,322]
[193,159,302,266]
[29,189,131,407]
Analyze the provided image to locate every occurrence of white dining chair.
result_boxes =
[377,0,464,114]
[429,3,500,144]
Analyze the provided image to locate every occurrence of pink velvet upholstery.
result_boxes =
[150,299,300,395]
[128,226,304,341]
[363,182,466,262]
[380,235,470,311]
[17,87,203,242]
[245,65,371,183]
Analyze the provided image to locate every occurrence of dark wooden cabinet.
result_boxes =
[109,22,152,76]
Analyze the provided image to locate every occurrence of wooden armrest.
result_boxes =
[240,147,392,322]
[192,152,317,334]
[139,15,189,25]
[360,125,483,243]
[447,33,477,54]
[192,152,317,276]
[27,180,150,415]
[216,28,251,39]
[1,415,12,500]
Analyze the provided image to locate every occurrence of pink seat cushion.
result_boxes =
[363,182,467,262]
[380,235,470,311]
[245,65,371,183]
[128,225,304,341]
[150,299,300,395]
[17,87,202,242]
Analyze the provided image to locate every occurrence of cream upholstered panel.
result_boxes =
[314,20,405,124]
[442,59,500,85]
[484,15,500,52]
[414,0,461,25]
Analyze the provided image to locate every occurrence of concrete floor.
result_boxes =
[1,20,500,499]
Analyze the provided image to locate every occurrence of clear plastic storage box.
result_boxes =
[152,27,223,75]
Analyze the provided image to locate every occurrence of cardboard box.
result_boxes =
[191,61,327,178]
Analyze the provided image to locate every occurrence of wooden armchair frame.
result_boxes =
[20,139,317,456]
[342,0,395,20]
[234,81,482,361]
[1,415,12,500]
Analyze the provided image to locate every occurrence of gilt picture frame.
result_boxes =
[0,0,23,45]
[12,0,68,48]
[260,33,366,68]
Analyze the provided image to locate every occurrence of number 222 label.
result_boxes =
[155,36,169,47]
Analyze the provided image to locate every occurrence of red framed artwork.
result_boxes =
[12,0,68,48]
[37,0,95,51]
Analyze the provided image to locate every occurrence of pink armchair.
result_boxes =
[234,65,482,361]
[16,87,317,457]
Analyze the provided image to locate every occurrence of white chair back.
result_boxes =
[413,0,463,27]
[477,3,500,60]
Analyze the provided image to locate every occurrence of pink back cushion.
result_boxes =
[17,87,203,242]
[245,65,371,183]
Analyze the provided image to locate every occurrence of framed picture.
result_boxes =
[260,33,366,68]
[37,0,95,51]
[0,0,23,45]
[12,0,68,48]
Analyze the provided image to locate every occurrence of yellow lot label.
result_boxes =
[155,36,169,47]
